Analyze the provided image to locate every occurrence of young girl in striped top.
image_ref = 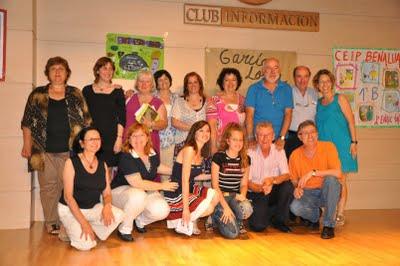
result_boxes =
[210,122,253,239]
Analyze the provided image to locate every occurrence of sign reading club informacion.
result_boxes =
[184,4,319,32]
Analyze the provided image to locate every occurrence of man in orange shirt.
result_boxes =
[289,120,342,239]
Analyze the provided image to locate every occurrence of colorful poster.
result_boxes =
[106,33,164,80]
[333,48,400,127]
[205,48,296,97]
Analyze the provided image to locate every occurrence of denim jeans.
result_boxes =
[212,193,253,239]
[290,176,341,228]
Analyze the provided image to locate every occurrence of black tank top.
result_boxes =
[59,155,106,209]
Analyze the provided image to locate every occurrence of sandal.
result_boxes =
[193,220,201,235]
[47,224,60,235]
[336,214,345,226]
[204,216,214,231]
[58,225,70,242]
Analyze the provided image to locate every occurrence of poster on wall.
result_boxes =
[106,33,164,80]
[333,48,400,127]
[205,48,297,97]
[0,9,7,81]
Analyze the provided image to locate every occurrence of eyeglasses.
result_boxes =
[300,131,317,137]
[84,138,101,142]
[130,134,146,138]
[257,133,274,138]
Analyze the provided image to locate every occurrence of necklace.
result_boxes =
[81,153,96,169]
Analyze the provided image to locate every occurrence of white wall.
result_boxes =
[0,0,35,229]
[1,0,399,228]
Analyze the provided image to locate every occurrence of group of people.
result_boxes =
[21,55,358,251]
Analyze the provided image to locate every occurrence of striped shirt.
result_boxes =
[212,151,250,193]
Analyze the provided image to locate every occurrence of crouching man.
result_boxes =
[289,120,342,239]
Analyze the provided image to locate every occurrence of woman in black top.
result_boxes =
[111,123,178,242]
[83,57,126,169]
[58,127,124,251]
[21,56,91,235]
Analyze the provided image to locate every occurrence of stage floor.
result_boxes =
[0,209,399,265]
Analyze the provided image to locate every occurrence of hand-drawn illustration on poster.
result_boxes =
[106,33,164,80]
[333,48,400,127]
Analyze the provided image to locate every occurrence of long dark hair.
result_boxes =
[72,126,102,155]
[184,120,210,159]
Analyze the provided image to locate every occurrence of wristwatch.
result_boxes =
[312,169,317,176]
[279,135,285,141]
[351,140,358,144]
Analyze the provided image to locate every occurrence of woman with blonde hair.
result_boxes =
[210,123,253,238]
[124,69,167,153]
[111,123,178,241]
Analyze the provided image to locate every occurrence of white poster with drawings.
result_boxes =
[333,48,400,127]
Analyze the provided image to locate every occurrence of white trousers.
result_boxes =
[58,203,124,251]
[111,186,170,234]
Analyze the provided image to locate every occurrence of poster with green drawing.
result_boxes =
[333,48,400,128]
[106,33,164,80]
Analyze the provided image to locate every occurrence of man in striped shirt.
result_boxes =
[247,122,294,233]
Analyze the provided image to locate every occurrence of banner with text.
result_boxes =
[106,33,164,80]
[333,48,400,127]
[205,48,296,97]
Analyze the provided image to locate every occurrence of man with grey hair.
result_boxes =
[289,120,342,239]
[286,65,318,158]
[247,122,294,233]
[245,58,293,151]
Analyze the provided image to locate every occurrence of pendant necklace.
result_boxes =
[82,153,96,169]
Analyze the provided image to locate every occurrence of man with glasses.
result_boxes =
[286,66,319,159]
[245,58,293,151]
[247,122,294,233]
[289,120,342,239]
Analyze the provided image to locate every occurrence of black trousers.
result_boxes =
[285,130,303,159]
[247,181,294,232]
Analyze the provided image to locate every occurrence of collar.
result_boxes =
[130,148,157,158]
[256,144,276,158]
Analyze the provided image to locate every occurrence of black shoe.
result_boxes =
[309,221,320,231]
[117,231,134,242]
[134,220,147,233]
[272,222,292,233]
[321,226,335,239]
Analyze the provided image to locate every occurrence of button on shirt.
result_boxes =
[245,79,293,137]
[248,144,289,185]
[290,86,318,132]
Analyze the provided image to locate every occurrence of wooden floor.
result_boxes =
[0,210,400,266]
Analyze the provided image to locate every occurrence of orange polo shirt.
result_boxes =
[289,141,342,189]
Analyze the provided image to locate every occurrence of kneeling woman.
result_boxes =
[58,127,124,251]
[164,120,219,236]
[211,123,253,239]
[111,123,178,241]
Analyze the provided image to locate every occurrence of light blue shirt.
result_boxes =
[245,79,293,137]
[289,86,318,131]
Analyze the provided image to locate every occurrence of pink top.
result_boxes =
[206,94,246,138]
[124,93,163,153]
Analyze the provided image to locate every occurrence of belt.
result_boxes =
[222,192,236,197]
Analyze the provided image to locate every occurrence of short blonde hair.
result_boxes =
[135,68,156,92]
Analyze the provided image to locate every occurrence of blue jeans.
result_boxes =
[290,176,341,228]
[212,193,253,239]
